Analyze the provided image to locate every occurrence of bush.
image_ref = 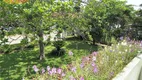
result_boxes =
[50,48,66,56]
[53,41,65,51]
[48,41,66,56]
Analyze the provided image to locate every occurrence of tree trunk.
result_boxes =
[93,38,95,45]
[38,29,45,60]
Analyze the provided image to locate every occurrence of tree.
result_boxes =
[132,5,142,40]
[83,0,134,44]
[0,0,74,60]
[0,1,24,45]
[22,0,74,60]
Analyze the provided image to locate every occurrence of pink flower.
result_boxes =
[51,67,57,74]
[46,66,50,71]
[48,71,53,76]
[80,76,84,80]
[32,65,39,72]
[61,73,66,77]
[91,62,96,67]
[93,67,98,73]
[92,51,98,56]
[41,68,45,74]
[82,57,90,63]
[57,68,62,74]
[86,57,90,61]
[69,75,76,80]
[71,67,76,72]
[68,51,73,56]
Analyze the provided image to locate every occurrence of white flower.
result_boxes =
[129,44,132,47]
[92,56,96,61]
[125,49,128,52]
[118,43,120,46]
[121,41,127,46]
[119,51,122,54]
[115,60,118,63]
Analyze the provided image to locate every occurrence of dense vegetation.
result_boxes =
[0,0,142,80]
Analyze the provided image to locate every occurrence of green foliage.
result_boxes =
[21,37,29,44]
[83,0,135,44]
[53,41,65,50]
[49,41,66,56]
[132,9,142,40]
[49,48,66,56]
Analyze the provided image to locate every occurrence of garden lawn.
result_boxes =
[0,41,101,80]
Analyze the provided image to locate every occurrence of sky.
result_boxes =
[126,0,142,10]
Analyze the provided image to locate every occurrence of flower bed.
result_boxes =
[28,40,142,80]
[113,54,142,80]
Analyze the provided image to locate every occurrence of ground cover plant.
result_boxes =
[29,39,142,80]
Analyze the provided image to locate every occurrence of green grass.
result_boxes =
[0,41,101,80]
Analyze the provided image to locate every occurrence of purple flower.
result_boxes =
[93,67,98,73]
[109,72,114,77]
[80,63,84,68]
[61,73,66,77]
[68,51,73,56]
[80,76,84,80]
[57,68,62,74]
[46,66,50,71]
[91,62,96,67]
[69,75,76,80]
[32,65,39,72]
[92,51,98,56]
[48,71,53,76]
[71,67,76,72]
[41,68,45,74]
[120,36,123,40]
[51,67,57,74]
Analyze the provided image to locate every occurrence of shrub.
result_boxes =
[50,48,66,56]
[49,41,66,56]
[53,41,65,51]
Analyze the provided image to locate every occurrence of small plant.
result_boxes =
[50,41,66,56]
[53,41,65,51]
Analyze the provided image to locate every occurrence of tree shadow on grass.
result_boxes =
[0,47,72,80]
[0,41,102,80]
[65,41,101,52]
[0,50,39,80]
